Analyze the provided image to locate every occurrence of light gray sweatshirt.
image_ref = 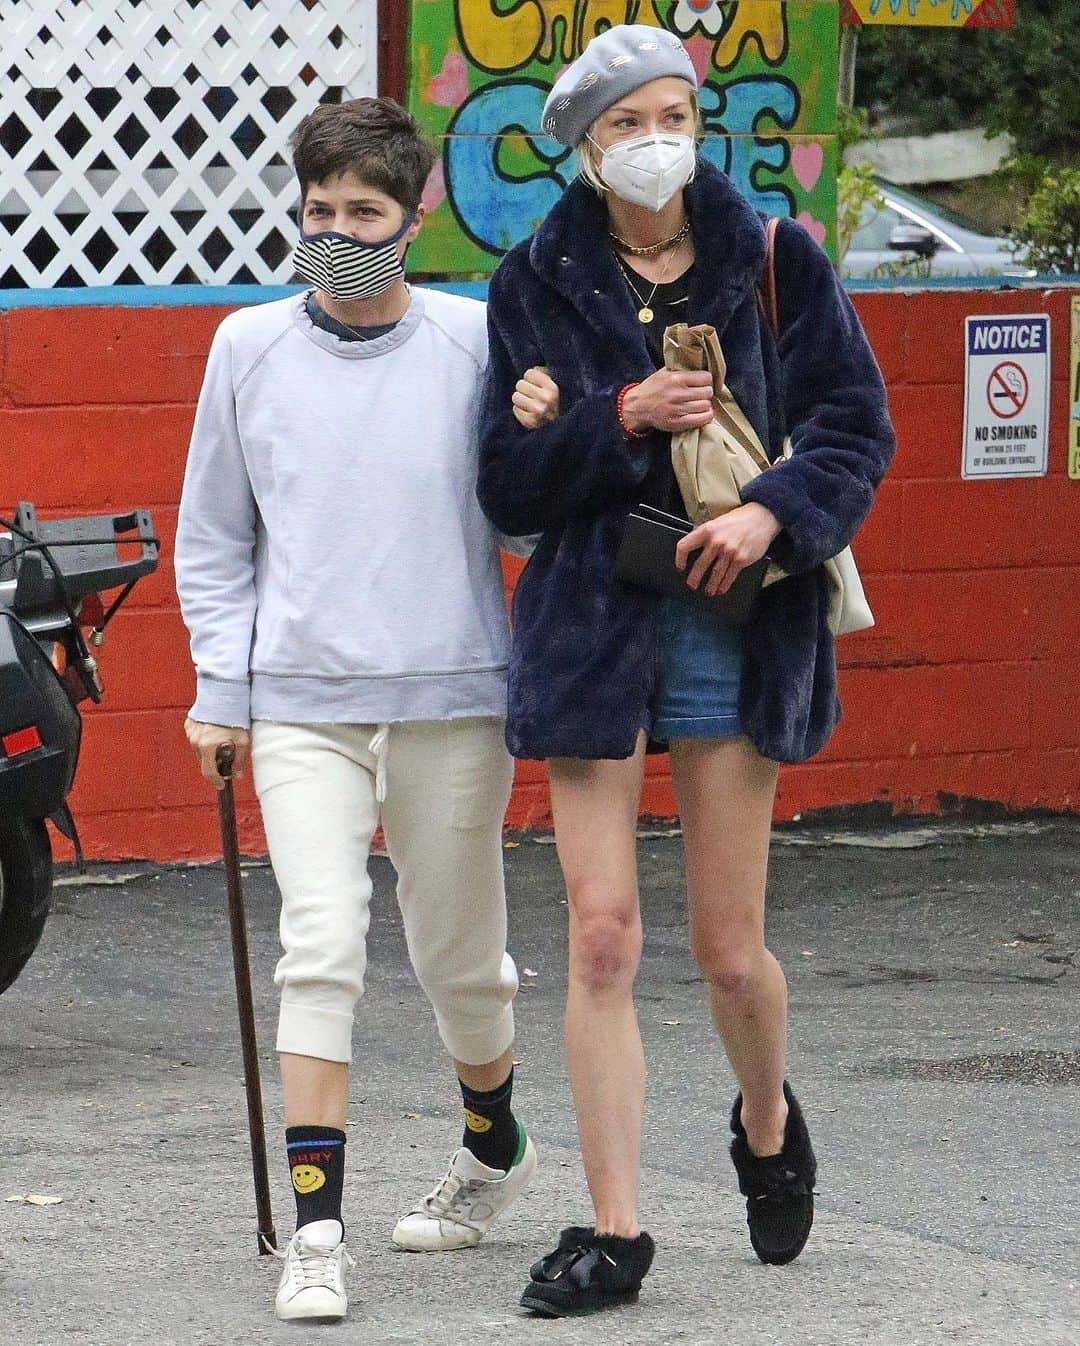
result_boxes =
[175,288,522,729]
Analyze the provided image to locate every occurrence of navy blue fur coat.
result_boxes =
[477,160,895,763]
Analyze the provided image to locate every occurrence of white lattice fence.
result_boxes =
[0,0,378,287]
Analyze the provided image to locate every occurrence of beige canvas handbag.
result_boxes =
[665,220,873,636]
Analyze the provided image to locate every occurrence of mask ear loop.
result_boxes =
[579,132,612,195]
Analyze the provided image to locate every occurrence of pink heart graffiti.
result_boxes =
[428,50,468,108]
[791,142,824,193]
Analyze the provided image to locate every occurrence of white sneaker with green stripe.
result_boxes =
[392,1125,537,1252]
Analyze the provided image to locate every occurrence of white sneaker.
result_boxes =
[392,1132,538,1252]
[273,1219,354,1321]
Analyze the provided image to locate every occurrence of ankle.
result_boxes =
[459,1069,520,1171]
[286,1125,346,1232]
[740,1098,788,1159]
[593,1213,640,1239]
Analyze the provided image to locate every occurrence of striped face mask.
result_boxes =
[291,212,415,301]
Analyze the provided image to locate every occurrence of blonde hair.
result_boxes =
[576,88,702,196]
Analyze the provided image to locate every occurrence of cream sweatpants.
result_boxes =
[250,718,517,1066]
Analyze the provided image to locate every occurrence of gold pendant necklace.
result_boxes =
[617,240,683,324]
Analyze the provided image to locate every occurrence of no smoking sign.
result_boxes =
[987,361,1028,419]
[964,315,1049,478]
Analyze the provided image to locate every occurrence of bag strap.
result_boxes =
[759,215,780,339]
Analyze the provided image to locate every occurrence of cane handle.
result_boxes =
[215,741,236,779]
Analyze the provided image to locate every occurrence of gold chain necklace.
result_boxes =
[616,240,684,324]
[608,217,690,258]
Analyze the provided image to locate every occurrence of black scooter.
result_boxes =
[0,502,158,994]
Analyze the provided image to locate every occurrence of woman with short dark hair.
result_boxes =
[178,96,537,1324]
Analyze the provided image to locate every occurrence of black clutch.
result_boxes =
[614,504,767,628]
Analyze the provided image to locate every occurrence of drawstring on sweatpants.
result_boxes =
[368,724,390,803]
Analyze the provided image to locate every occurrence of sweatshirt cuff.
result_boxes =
[189,673,251,729]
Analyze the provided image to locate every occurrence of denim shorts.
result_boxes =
[648,597,745,743]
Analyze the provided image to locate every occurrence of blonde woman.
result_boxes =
[477,25,894,1318]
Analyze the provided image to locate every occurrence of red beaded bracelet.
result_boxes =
[616,382,648,438]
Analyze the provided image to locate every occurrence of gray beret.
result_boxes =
[541,24,697,148]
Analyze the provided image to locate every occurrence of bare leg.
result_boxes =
[280,1053,348,1130]
[548,735,647,1236]
[670,736,788,1157]
[455,1044,516,1093]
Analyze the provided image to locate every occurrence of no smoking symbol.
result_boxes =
[987,361,1029,419]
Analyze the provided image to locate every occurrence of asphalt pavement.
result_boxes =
[1,818,1077,1345]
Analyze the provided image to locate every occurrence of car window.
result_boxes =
[884,187,984,235]
[851,200,900,252]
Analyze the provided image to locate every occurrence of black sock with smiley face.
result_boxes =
[459,1069,522,1172]
[286,1125,346,1235]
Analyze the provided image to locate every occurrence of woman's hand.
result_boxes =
[620,368,713,433]
[512,366,560,429]
[184,717,251,791]
[675,503,781,597]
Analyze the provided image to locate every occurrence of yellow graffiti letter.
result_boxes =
[715,0,787,68]
[456,1,545,73]
[457,1,642,71]
[578,2,641,55]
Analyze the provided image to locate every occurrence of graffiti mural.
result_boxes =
[840,0,1016,26]
[407,2,837,275]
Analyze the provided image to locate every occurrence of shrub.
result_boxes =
[837,161,884,265]
[855,0,1079,161]
[1009,167,1080,274]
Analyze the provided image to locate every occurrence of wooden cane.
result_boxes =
[215,741,278,1255]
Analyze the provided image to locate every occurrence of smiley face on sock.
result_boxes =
[291,1164,327,1194]
[464,1108,493,1134]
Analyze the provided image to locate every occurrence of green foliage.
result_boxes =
[855,0,1080,160]
[1009,167,1080,274]
[837,104,871,158]
[837,161,884,264]
[994,153,1054,204]
[837,103,881,266]
[868,254,933,283]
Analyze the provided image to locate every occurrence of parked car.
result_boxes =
[843,179,1036,280]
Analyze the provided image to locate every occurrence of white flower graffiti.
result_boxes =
[671,0,726,38]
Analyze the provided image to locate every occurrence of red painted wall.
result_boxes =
[2,287,1077,861]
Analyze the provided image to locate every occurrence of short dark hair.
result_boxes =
[290,97,436,212]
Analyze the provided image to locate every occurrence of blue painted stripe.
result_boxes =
[0,275,1076,311]
[0,284,305,309]
[844,274,1080,291]
[287,1138,344,1149]
[0,281,490,309]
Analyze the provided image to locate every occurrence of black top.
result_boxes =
[616,259,696,519]
[624,261,694,367]
[304,290,399,342]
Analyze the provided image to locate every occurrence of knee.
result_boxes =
[413,948,517,1012]
[569,896,641,993]
[691,940,758,1008]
